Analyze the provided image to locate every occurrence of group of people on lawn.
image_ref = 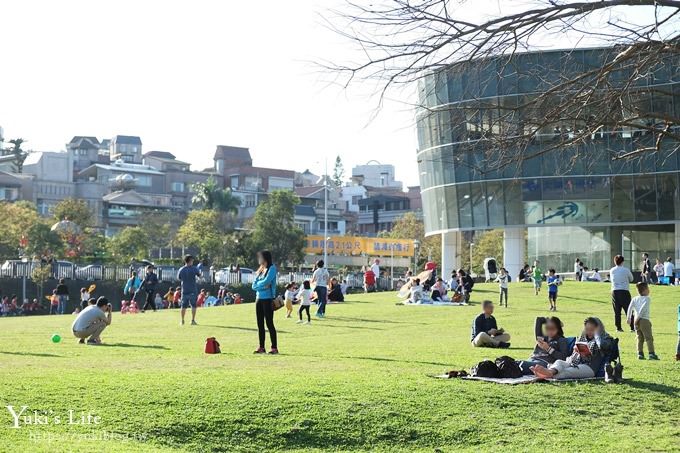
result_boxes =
[471,299,615,380]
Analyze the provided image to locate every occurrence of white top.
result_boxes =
[627,295,651,321]
[81,291,90,302]
[589,271,602,282]
[495,274,508,289]
[609,265,634,291]
[312,268,329,287]
[71,305,106,332]
[448,278,458,290]
[371,263,380,277]
[663,261,675,277]
[574,262,580,273]
[340,283,348,295]
[297,289,313,306]
[284,289,297,301]
[409,285,422,302]
[654,263,664,275]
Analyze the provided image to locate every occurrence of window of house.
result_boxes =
[244,194,257,207]
[171,182,185,192]
[136,175,152,187]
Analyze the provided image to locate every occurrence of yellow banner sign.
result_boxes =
[304,235,414,257]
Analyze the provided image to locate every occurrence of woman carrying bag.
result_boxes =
[252,250,279,354]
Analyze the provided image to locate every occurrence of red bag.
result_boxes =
[204,337,221,354]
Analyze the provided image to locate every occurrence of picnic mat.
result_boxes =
[431,375,605,384]
[401,301,468,307]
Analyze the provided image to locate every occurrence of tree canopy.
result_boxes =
[191,177,241,214]
[53,198,93,228]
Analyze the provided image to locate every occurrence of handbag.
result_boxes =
[272,295,285,311]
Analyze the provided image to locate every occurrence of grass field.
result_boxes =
[0,282,678,452]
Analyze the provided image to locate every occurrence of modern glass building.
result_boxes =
[416,46,680,277]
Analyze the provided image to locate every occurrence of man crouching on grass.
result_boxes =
[72,297,112,345]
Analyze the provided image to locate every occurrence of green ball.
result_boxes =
[51,334,61,343]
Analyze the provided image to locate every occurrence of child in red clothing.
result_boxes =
[196,289,206,307]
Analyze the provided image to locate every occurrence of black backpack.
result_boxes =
[471,360,500,378]
[495,356,523,378]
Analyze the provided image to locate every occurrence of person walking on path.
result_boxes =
[178,255,201,326]
[296,280,313,324]
[641,253,652,283]
[252,250,278,354]
[55,278,69,315]
[531,261,543,295]
[610,255,634,332]
[140,266,159,313]
[312,260,330,318]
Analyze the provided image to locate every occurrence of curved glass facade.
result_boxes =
[417,47,680,235]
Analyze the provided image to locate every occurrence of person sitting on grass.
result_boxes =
[431,278,448,302]
[531,317,613,380]
[471,300,511,349]
[328,278,345,302]
[71,297,112,345]
[518,316,570,374]
[627,282,659,360]
[409,279,423,304]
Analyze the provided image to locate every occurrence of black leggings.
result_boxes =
[611,290,633,331]
[256,299,277,349]
[299,305,311,321]
[143,290,156,311]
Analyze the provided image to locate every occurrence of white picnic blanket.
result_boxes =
[402,301,467,307]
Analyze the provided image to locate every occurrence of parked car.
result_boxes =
[75,264,104,281]
[214,267,253,284]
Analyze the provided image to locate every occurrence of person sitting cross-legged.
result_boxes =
[471,300,511,348]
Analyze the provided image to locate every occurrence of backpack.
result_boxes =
[204,337,221,354]
[495,356,523,378]
[470,360,500,378]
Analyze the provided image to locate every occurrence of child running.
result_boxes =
[284,282,297,318]
[495,268,509,307]
[547,269,559,311]
[296,280,313,324]
[532,260,543,295]
[627,282,658,360]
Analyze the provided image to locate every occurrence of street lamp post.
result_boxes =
[390,243,395,290]
[469,242,475,275]
[323,158,328,267]
[413,239,420,273]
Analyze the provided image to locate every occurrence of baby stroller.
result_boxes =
[483,257,498,283]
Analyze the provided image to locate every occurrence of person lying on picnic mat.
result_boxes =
[531,317,613,380]
[471,300,511,349]
[517,316,570,374]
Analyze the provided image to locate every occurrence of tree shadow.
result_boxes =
[339,355,451,367]
[559,295,608,304]
[99,343,170,350]
[0,351,63,358]
[329,316,413,325]
[319,324,384,331]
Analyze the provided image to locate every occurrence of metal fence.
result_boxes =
[0,260,394,290]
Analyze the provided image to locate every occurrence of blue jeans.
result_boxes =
[58,295,67,315]
[316,286,327,315]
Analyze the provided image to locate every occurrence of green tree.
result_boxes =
[106,227,151,263]
[52,198,93,228]
[79,228,108,260]
[176,210,225,262]
[0,201,41,258]
[468,230,504,275]
[2,138,29,173]
[248,190,305,266]
[191,176,241,214]
[386,212,440,270]
[332,155,345,187]
[25,223,64,258]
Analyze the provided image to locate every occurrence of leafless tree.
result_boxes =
[324,0,680,175]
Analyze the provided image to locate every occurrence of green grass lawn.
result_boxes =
[0,282,678,452]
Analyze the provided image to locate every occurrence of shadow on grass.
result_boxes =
[203,325,290,334]
[559,295,608,304]
[319,324,384,331]
[329,316,417,325]
[340,355,451,367]
[0,351,63,358]
[99,343,170,350]
[625,379,679,396]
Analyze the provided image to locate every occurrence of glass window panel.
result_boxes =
[587,200,610,223]
[471,183,488,227]
[634,175,657,221]
[504,181,523,225]
[421,190,439,233]
[443,185,459,230]
[522,179,542,201]
[524,202,543,225]
[563,177,586,198]
[586,177,610,199]
[486,182,505,226]
[611,176,635,222]
[542,178,563,200]
[657,174,678,221]
[457,184,473,228]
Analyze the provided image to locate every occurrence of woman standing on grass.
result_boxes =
[252,250,278,354]
[312,260,330,318]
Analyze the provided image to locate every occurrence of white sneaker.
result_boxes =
[296,320,303,324]
[305,321,311,325]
